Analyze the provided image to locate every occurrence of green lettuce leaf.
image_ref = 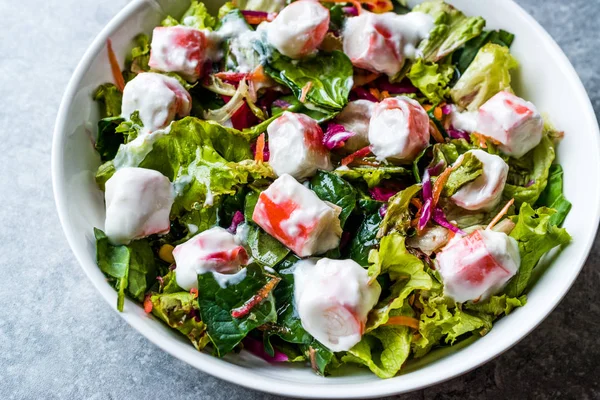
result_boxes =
[407,59,453,105]
[264,50,353,111]
[535,164,571,226]
[234,0,286,12]
[453,29,515,74]
[450,43,517,111]
[197,264,279,356]
[150,292,210,350]
[94,228,158,311]
[309,171,357,226]
[334,165,412,188]
[162,1,217,30]
[245,223,290,267]
[123,34,151,82]
[377,184,421,238]
[503,135,555,207]
[464,294,527,317]
[93,83,122,118]
[504,203,571,297]
[413,1,486,62]
[95,117,125,162]
[442,151,483,197]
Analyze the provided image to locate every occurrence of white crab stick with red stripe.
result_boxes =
[149,26,208,82]
[451,149,509,211]
[436,230,520,302]
[173,227,249,290]
[104,167,174,245]
[368,96,430,162]
[294,258,381,352]
[342,11,433,76]
[121,72,191,133]
[335,99,376,152]
[267,112,333,180]
[266,0,330,59]
[252,174,342,257]
[477,91,544,158]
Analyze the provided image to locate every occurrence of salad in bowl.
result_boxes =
[91,0,572,378]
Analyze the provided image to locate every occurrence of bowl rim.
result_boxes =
[52,0,600,398]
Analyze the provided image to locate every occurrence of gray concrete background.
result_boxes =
[1,0,599,398]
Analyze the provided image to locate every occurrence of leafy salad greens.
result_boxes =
[91,0,571,379]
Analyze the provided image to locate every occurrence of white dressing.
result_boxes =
[449,105,478,133]
[252,174,342,257]
[173,226,249,290]
[436,230,520,302]
[149,26,207,81]
[104,167,174,245]
[335,100,376,152]
[293,258,381,352]
[267,112,333,180]
[451,149,509,211]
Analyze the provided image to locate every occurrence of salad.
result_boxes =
[91,0,572,378]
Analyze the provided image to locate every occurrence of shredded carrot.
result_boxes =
[341,146,372,166]
[251,65,268,83]
[433,106,443,120]
[385,316,420,329]
[380,90,390,99]
[429,120,445,144]
[106,39,125,92]
[423,104,433,111]
[362,0,393,13]
[231,275,281,318]
[369,87,381,101]
[255,133,266,163]
[446,228,456,242]
[299,81,313,103]
[143,295,153,314]
[486,198,515,230]
[352,158,380,167]
[190,288,198,299]
[411,197,423,210]
[352,72,380,88]
[431,166,454,209]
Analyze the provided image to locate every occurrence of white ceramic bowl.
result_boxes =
[52,0,600,397]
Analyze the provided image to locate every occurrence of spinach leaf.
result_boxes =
[309,171,357,226]
[535,164,571,227]
[246,223,290,267]
[197,264,279,356]
[348,208,383,267]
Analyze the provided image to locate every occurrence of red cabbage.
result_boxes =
[418,162,444,231]
[323,123,354,149]
[240,10,269,18]
[379,204,388,218]
[376,78,418,94]
[351,87,378,102]
[342,6,359,15]
[242,337,289,363]
[447,128,470,140]
[441,104,453,115]
[227,211,245,234]
[432,207,466,235]
[272,98,292,110]
[370,186,398,202]
[525,179,535,187]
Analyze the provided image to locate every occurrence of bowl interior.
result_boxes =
[52,0,600,397]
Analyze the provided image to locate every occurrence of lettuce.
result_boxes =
[450,43,517,111]
[413,1,486,62]
[94,228,158,311]
[93,83,122,118]
[162,1,216,30]
[442,151,483,197]
[197,264,279,356]
[535,164,571,226]
[377,185,421,238]
[264,50,354,111]
[123,34,151,82]
[504,203,571,297]
[334,165,412,188]
[504,135,555,207]
[464,294,527,317]
[348,201,384,266]
[453,29,515,74]
[150,292,210,350]
[235,0,286,12]
[95,117,125,162]
[407,59,453,105]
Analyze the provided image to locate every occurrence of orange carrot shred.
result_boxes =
[434,106,443,120]
[381,90,390,99]
[487,198,515,230]
[143,295,153,314]
[429,120,445,144]
[352,72,379,88]
[255,133,266,163]
[423,104,433,111]
[300,81,313,103]
[190,288,198,299]
[385,316,420,329]
[431,166,453,209]
[106,39,125,92]
[369,87,381,101]
[341,146,372,166]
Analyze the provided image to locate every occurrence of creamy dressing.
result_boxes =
[451,149,509,211]
[104,167,174,245]
[335,100,375,152]
[173,226,249,290]
[121,73,191,133]
[436,229,520,302]
[112,123,172,170]
[227,29,264,73]
[368,97,430,162]
[477,91,544,158]
[449,105,478,133]
[252,174,342,257]
[265,0,330,59]
[293,258,381,352]
[149,26,206,81]
[267,112,333,180]
[342,11,433,76]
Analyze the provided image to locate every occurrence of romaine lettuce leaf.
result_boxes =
[377,184,421,238]
[453,29,515,74]
[309,171,357,227]
[235,0,286,12]
[123,34,151,82]
[197,264,279,356]
[535,164,571,226]
[334,165,412,188]
[407,59,453,105]
[264,50,353,111]
[94,228,158,311]
[504,203,571,297]
[93,83,122,118]
[162,1,217,30]
[450,43,517,111]
[442,151,483,197]
[464,294,527,316]
[413,1,486,62]
[150,291,210,350]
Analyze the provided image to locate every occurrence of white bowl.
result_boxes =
[52,0,600,397]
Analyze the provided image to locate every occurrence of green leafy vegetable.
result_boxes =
[123,34,151,82]
[95,228,158,311]
[264,50,353,111]
[450,43,517,111]
[413,1,486,62]
[453,29,515,74]
[235,0,286,12]
[535,164,571,226]
[150,292,210,350]
[162,1,217,30]
[334,165,412,188]
[378,184,421,238]
[246,223,290,267]
[197,264,278,356]
[93,84,122,118]
[407,59,453,105]
[442,151,483,197]
[309,171,357,226]
[348,208,383,266]
[464,294,527,317]
[504,203,571,297]
[95,117,125,162]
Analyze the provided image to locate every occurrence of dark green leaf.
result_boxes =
[378,184,421,238]
[453,29,515,74]
[348,211,383,266]
[95,117,125,162]
[246,223,290,267]
[535,164,571,226]
[93,83,122,118]
[309,171,357,226]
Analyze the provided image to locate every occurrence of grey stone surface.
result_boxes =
[1,0,599,399]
